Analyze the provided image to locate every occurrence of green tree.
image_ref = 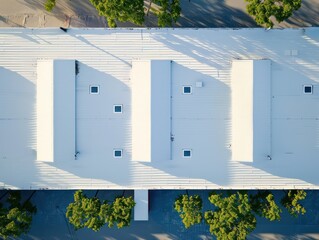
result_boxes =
[155,0,181,27]
[245,0,302,28]
[89,0,145,27]
[0,191,37,239]
[281,190,306,217]
[44,0,56,11]
[103,196,135,228]
[66,190,104,231]
[204,191,256,240]
[250,190,281,221]
[44,0,182,27]
[66,190,135,231]
[174,194,203,229]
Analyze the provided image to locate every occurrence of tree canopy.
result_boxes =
[281,190,306,217]
[44,0,182,27]
[0,191,37,239]
[89,0,145,28]
[250,190,281,221]
[204,192,257,240]
[103,196,135,228]
[66,190,135,231]
[44,0,56,12]
[154,0,181,27]
[174,194,203,229]
[66,190,104,231]
[174,190,307,240]
[245,0,302,28]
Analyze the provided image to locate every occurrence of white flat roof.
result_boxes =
[0,28,319,189]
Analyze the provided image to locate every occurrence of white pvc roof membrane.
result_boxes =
[0,28,319,189]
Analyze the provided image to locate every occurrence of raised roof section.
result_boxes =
[131,60,171,162]
[37,59,75,162]
[231,59,271,162]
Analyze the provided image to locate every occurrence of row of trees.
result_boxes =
[44,0,302,28]
[174,190,307,240]
[0,190,135,239]
[0,189,307,239]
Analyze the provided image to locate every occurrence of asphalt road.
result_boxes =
[0,0,318,28]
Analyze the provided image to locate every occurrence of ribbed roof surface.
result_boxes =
[0,28,319,189]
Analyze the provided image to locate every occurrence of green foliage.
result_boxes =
[44,0,56,12]
[281,190,306,217]
[89,0,145,27]
[155,0,181,27]
[175,190,307,239]
[66,190,104,231]
[174,194,203,229]
[43,0,182,28]
[104,196,135,228]
[204,191,256,240]
[250,190,281,221]
[245,0,302,28]
[0,191,37,239]
[66,191,135,231]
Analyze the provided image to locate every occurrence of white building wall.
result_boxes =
[253,60,271,161]
[53,60,76,162]
[150,60,171,161]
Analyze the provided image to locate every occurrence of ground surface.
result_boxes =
[2,190,319,240]
[1,1,319,239]
[0,0,318,28]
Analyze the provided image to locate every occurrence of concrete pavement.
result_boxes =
[0,0,318,28]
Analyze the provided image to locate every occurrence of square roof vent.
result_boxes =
[303,85,313,94]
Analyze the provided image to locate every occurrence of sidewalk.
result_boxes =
[0,0,318,28]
